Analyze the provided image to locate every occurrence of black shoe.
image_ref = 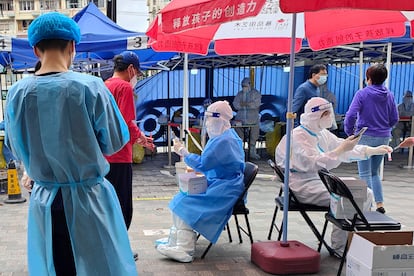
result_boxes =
[376,207,386,214]
[133,252,139,261]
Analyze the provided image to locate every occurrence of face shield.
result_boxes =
[314,102,337,130]
[300,97,337,132]
[204,111,224,138]
[203,101,232,138]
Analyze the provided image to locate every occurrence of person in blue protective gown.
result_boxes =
[156,100,245,262]
[4,12,137,275]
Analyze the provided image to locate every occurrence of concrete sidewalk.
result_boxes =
[1,151,413,275]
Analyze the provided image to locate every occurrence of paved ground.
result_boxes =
[0,150,413,276]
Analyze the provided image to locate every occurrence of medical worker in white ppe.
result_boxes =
[5,12,137,275]
[156,100,245,262]
[276,97,392,254]
[233,77,262,160]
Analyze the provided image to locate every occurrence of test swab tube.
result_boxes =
[387,152,392,161]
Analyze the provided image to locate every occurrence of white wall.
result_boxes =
[117,0,149,32]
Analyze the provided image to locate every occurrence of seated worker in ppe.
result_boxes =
[392,91,414,148]
[233,77,262,160]
[156,100,245,263]
[276,97,392,255]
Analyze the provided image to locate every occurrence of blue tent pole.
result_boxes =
[281,12,297,245]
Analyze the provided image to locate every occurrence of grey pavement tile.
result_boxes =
[0,151,413,275]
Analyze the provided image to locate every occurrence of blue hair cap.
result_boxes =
[28,12,81,47]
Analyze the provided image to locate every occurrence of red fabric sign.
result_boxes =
[280,0,414,13]
[162,0,266,33]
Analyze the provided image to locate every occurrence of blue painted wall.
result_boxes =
[136,63,413,143]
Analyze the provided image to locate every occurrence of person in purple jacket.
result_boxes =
[344,64,399,214]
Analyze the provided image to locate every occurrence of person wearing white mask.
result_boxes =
[233,77,262,160]
[104,50,153,259]
[156,100,245,262]
[292,64,328,126]
[5,12,137,275]
[276,97,392,255]
[392,91,414,148]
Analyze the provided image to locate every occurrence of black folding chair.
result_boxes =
[318,168,401,276]
[267,159,334,255]
[200,161,259,259]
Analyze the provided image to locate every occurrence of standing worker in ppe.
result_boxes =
[156,101,245,262]
[5,12,137,275]
[392,91,414,148]
[276,97,392,255]
[233,77,262,160]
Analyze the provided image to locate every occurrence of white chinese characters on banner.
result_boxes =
[168,0,260,32]
[317,27,398,49]
[214,0,305,39]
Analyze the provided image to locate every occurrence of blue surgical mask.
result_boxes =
[316,75,327,85]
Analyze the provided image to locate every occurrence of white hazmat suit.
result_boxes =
[276,97,391,253]
[233,77,262,159]
[392,91,414,147]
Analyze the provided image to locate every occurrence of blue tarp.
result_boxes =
[0,2,175,70]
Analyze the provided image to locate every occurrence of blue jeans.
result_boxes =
[357,135,390,203]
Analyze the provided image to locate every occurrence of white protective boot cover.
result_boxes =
[156,214,196,263]
[331,188,374,256]
[155,226,177,248]
[331,225,347,256]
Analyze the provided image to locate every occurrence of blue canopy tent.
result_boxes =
[0,2,176,71]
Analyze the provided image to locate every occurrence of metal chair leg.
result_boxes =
[318,219,329,252]
[226,223,232,243]
[277,220,284,241]
[234,215,243,243]
[267,206,279,240]
[298,208,333,254]
[201,243,213,259]
[244,214,254,244]
[337,237,350,276]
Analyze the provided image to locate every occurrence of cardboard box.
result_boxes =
[175,161,194,184]
[347,255,414,276]
[341,178,367,199]
[178,172,207,195]
[329,177,367,219]
[330,194,364,219]
[346,231,414,276]
[175,161,188,175]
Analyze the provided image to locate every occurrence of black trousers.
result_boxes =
[52,190,76,276]
[105,163,133,230]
